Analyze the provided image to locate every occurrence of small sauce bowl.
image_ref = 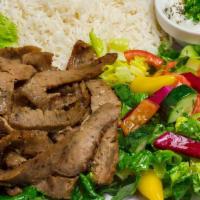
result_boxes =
[154,0,200,44]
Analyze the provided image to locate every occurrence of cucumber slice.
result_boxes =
[161,85,197,123]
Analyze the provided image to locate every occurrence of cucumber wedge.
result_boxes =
[161,85,197,123]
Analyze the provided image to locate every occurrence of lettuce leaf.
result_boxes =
[0,186,47,200]
[71,174,104,200]
[113,84,148,108]
[118,150,153,174]
[0,13,18,48]
[175,116,200,140]
[100,59,147,85]
[113,84,148,117]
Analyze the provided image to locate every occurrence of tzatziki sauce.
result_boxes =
[163,0,200,33]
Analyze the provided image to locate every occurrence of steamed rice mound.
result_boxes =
[0,0,164,69]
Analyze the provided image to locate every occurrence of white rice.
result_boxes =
[0,0,164,69]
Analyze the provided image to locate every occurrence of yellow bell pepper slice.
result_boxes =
[138,170,164,200]
[130,75,176,94]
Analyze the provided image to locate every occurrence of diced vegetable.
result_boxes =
[108,38,129,52]
[148,86,173,105]
[179,45,199,58]
[182,72,200,93]
[161,85,197,123]
[137,170,164,200]
[193,94,200,114]
[154,132,200,158]
[0,13,18,48]
[163,61,177,74]
[89,30,107,57]
[130,75,176,94]
[124,50,164,68]
[120,99,159,135]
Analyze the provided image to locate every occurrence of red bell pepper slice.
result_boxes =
[120,99,159,136]
[124,50,164,68]
[154,132,200,158]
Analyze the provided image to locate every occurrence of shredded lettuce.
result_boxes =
[113,84,148,117]
[71,174,104,200]
[153,150,182,178]
[100,59,147,85]
[108,38,129,52]
[118,150,153,174]
[0,13,18,48]
[175,116,200,140]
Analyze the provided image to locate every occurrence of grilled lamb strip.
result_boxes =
[35,176,78,199]
[22,52,53,72]
[91,122,118,185]
[0,46,41,60]
[9,101,88,130]
[0,72,14,115]
[0,57,36,81]
[21,53,117,108]
[0,103,119,185]
[67,40,96,69]
[86,79,121,112]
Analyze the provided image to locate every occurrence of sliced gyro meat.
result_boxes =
[22,52,53,72]
[67,40,96,69]
[0,72,14,115]
[0,130,52,159]
[35,176,78,199]
[0,57,36,81]
[91,122,118,185]
[0,103,119,185]
[53,103,120,177]
[9,101,88,130]
[86,79,121,112]
[0,46,41,60]
[4,152,27,169]
[21,53,117,107]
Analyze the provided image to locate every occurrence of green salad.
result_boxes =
[70,35,200,200]
[0,12,200,200]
